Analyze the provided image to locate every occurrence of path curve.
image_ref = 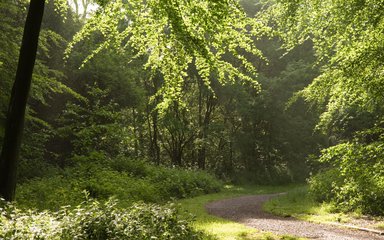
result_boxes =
[205,193,384,240]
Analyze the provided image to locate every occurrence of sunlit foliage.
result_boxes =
[65,0,271,108]
[262,0,384,214]
[0,199,202,239]
[262,0,384,131]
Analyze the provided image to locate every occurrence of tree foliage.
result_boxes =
[309,129,384,215]
[262,0,384,213]
[65,0,272,107]
[1,199,203,239]
[262,0,384,132]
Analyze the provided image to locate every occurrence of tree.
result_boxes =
[0,0,46,201]
[196,81,216,170]
[1,0,271,199]
[66,0,268,106]
[70,0,94,20]
[262,0,384,212]
[261,0,384,134]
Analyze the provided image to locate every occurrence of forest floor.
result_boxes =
[206,193,384,240]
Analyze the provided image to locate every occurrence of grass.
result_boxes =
[263,185,349,223]
[263,185,384,229]
[177,184,306,240]
[376,223,384,230]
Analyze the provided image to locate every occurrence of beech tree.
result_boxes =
[66,0,270,106]
[0,0,46,201]
[63,0,272,168]
[261,0,384,132]
[1,0,271,200]
[0,0,71,200]
[261,0,384,214]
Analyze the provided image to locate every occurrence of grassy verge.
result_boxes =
[376,223,384,230]
[178,184,306,240]
[263,185,348,222]
[263,185,384,230]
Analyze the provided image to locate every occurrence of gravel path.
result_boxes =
[205,193,384,240]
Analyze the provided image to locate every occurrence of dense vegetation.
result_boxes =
[1,199,202,239]
[262,0,384,215]
[0,0,323,189]
[0,0,383,238]
[16,156,221,210]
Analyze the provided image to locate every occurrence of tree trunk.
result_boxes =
[146,75,161,165]
[152,112,160,165]
[197,80,204,169]
[198,93,215,170]
[0,0,45,201]
[171,146,182,166]
[132,107,139,157]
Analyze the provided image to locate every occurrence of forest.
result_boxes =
[0,0,383,239]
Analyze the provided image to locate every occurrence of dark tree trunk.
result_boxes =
[197,147,206,169]
[171,147,182,166]
[0,0,45,201]
[152,112,161,165]
[147,107,161,165]
[197,92,216,170]
[197,81,204,169]
[132,107,139,157]
[145,75,161,165]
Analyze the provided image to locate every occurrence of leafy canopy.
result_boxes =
[65,0,271,108]
[261,0,384,131]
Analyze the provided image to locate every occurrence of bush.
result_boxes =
[16,156,222,210]
[16,175,85,210]
[308,168,343,202]
[110,156,151,177]
[82,169,161,203]
[0,199,203,240]
[151,168,222,199]
[16,169,161,210]
[308,140,384,215]
[110,156,222,199]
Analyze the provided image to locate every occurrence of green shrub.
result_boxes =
[308,140,384,215]
[16,175,85,210]
[82,169,161,203]
[16,156,222,210]
[110,156,222,199]
[110,156,151,177]
[0,199,203,240]
[17,158,59,183]
[308,168,343,202]
[151,168,222,199]
[16,169,161,210]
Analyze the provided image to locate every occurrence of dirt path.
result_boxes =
[205,194,384,240]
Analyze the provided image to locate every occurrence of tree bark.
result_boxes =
[197,80,204,168]
[146,75,161,165]
[151,111,160,165]
[198,92,216,170]
[0,0,45,201]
